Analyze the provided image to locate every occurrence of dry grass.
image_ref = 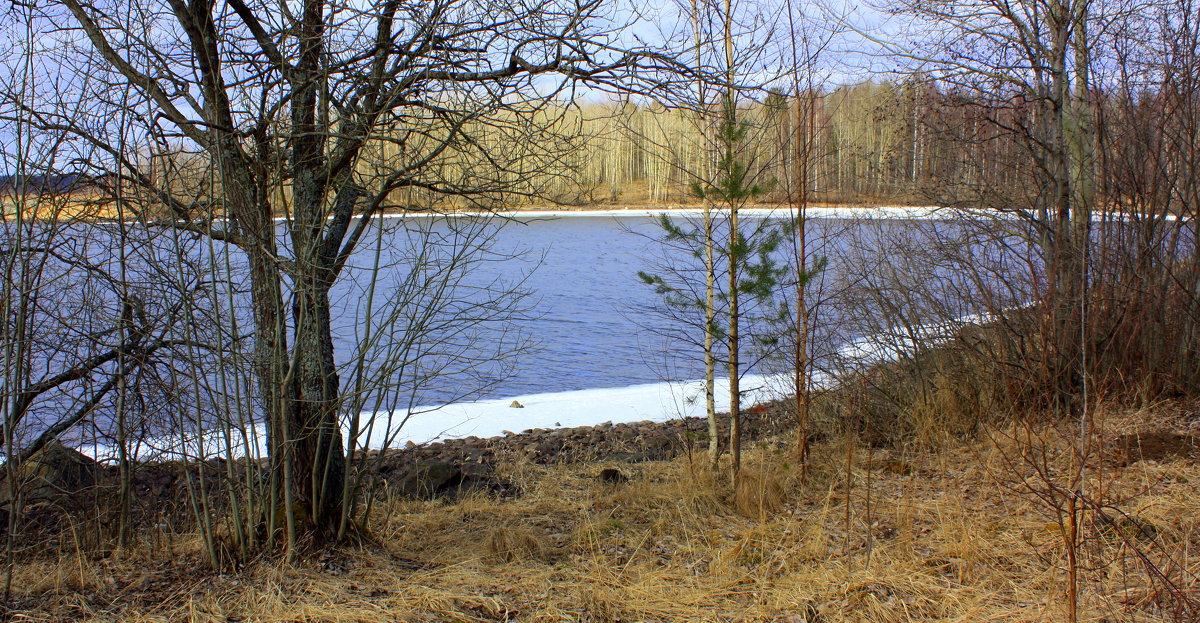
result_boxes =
[482,525,545,563]
[4,403,1198,622]
[733,470,786,520]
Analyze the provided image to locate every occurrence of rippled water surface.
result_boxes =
[322,210,903,412]
[329,214,696,405]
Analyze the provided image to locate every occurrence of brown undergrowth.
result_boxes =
[3,402,1198,622]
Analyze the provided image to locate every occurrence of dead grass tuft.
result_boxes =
[481,524,544,563]
[733,469,786,519]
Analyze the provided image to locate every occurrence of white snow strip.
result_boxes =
[96,206,1185,227]
[833,310,1021,368]
[73,306,1016,463]
[75,373,791,463]
[477,206,1187,222]
[71,305,1030,464]
[371,205,947,221]
[370,373,790,446]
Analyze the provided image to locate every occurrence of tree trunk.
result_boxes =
[289,280,346,538]
[691,0,720,473]
[723,0,741,489]
[705,207,719,471]
[793,90,812,471]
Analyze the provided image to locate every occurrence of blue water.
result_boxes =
[327,213,734,408]
[9,210,1020,447]
[484,215,664,393]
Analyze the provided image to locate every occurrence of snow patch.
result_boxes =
[376,205,946,221]
[76,374,791,463]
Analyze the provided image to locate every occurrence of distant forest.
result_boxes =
[559,82,946,207]
[117,77,1191,214]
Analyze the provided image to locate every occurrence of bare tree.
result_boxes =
[7,0,676,548]
[870,0,1107,414]
[778,0,837,472]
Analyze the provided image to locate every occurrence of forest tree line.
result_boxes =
[347,69,1200,216]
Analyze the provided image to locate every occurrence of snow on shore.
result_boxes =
[378,205,946,221]
[377,373,789,445]
[74,305,1010,463]
[76,374,790,463]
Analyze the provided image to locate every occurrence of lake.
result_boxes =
[320,206,990,446]
[328,208,856,411]
[12,205,1017,454]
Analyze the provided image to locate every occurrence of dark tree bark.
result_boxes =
[30,0,676,546]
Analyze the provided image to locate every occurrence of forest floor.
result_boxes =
[3,401,1199,622]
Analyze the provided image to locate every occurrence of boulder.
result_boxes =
[598,468,628,484]
[0,443,102,506]
[391,460,498,499]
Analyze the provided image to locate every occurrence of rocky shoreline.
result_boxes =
[8,394,1196,540]
[369,397,799,497]
[2,397,802,533]
[391,403,789,465]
